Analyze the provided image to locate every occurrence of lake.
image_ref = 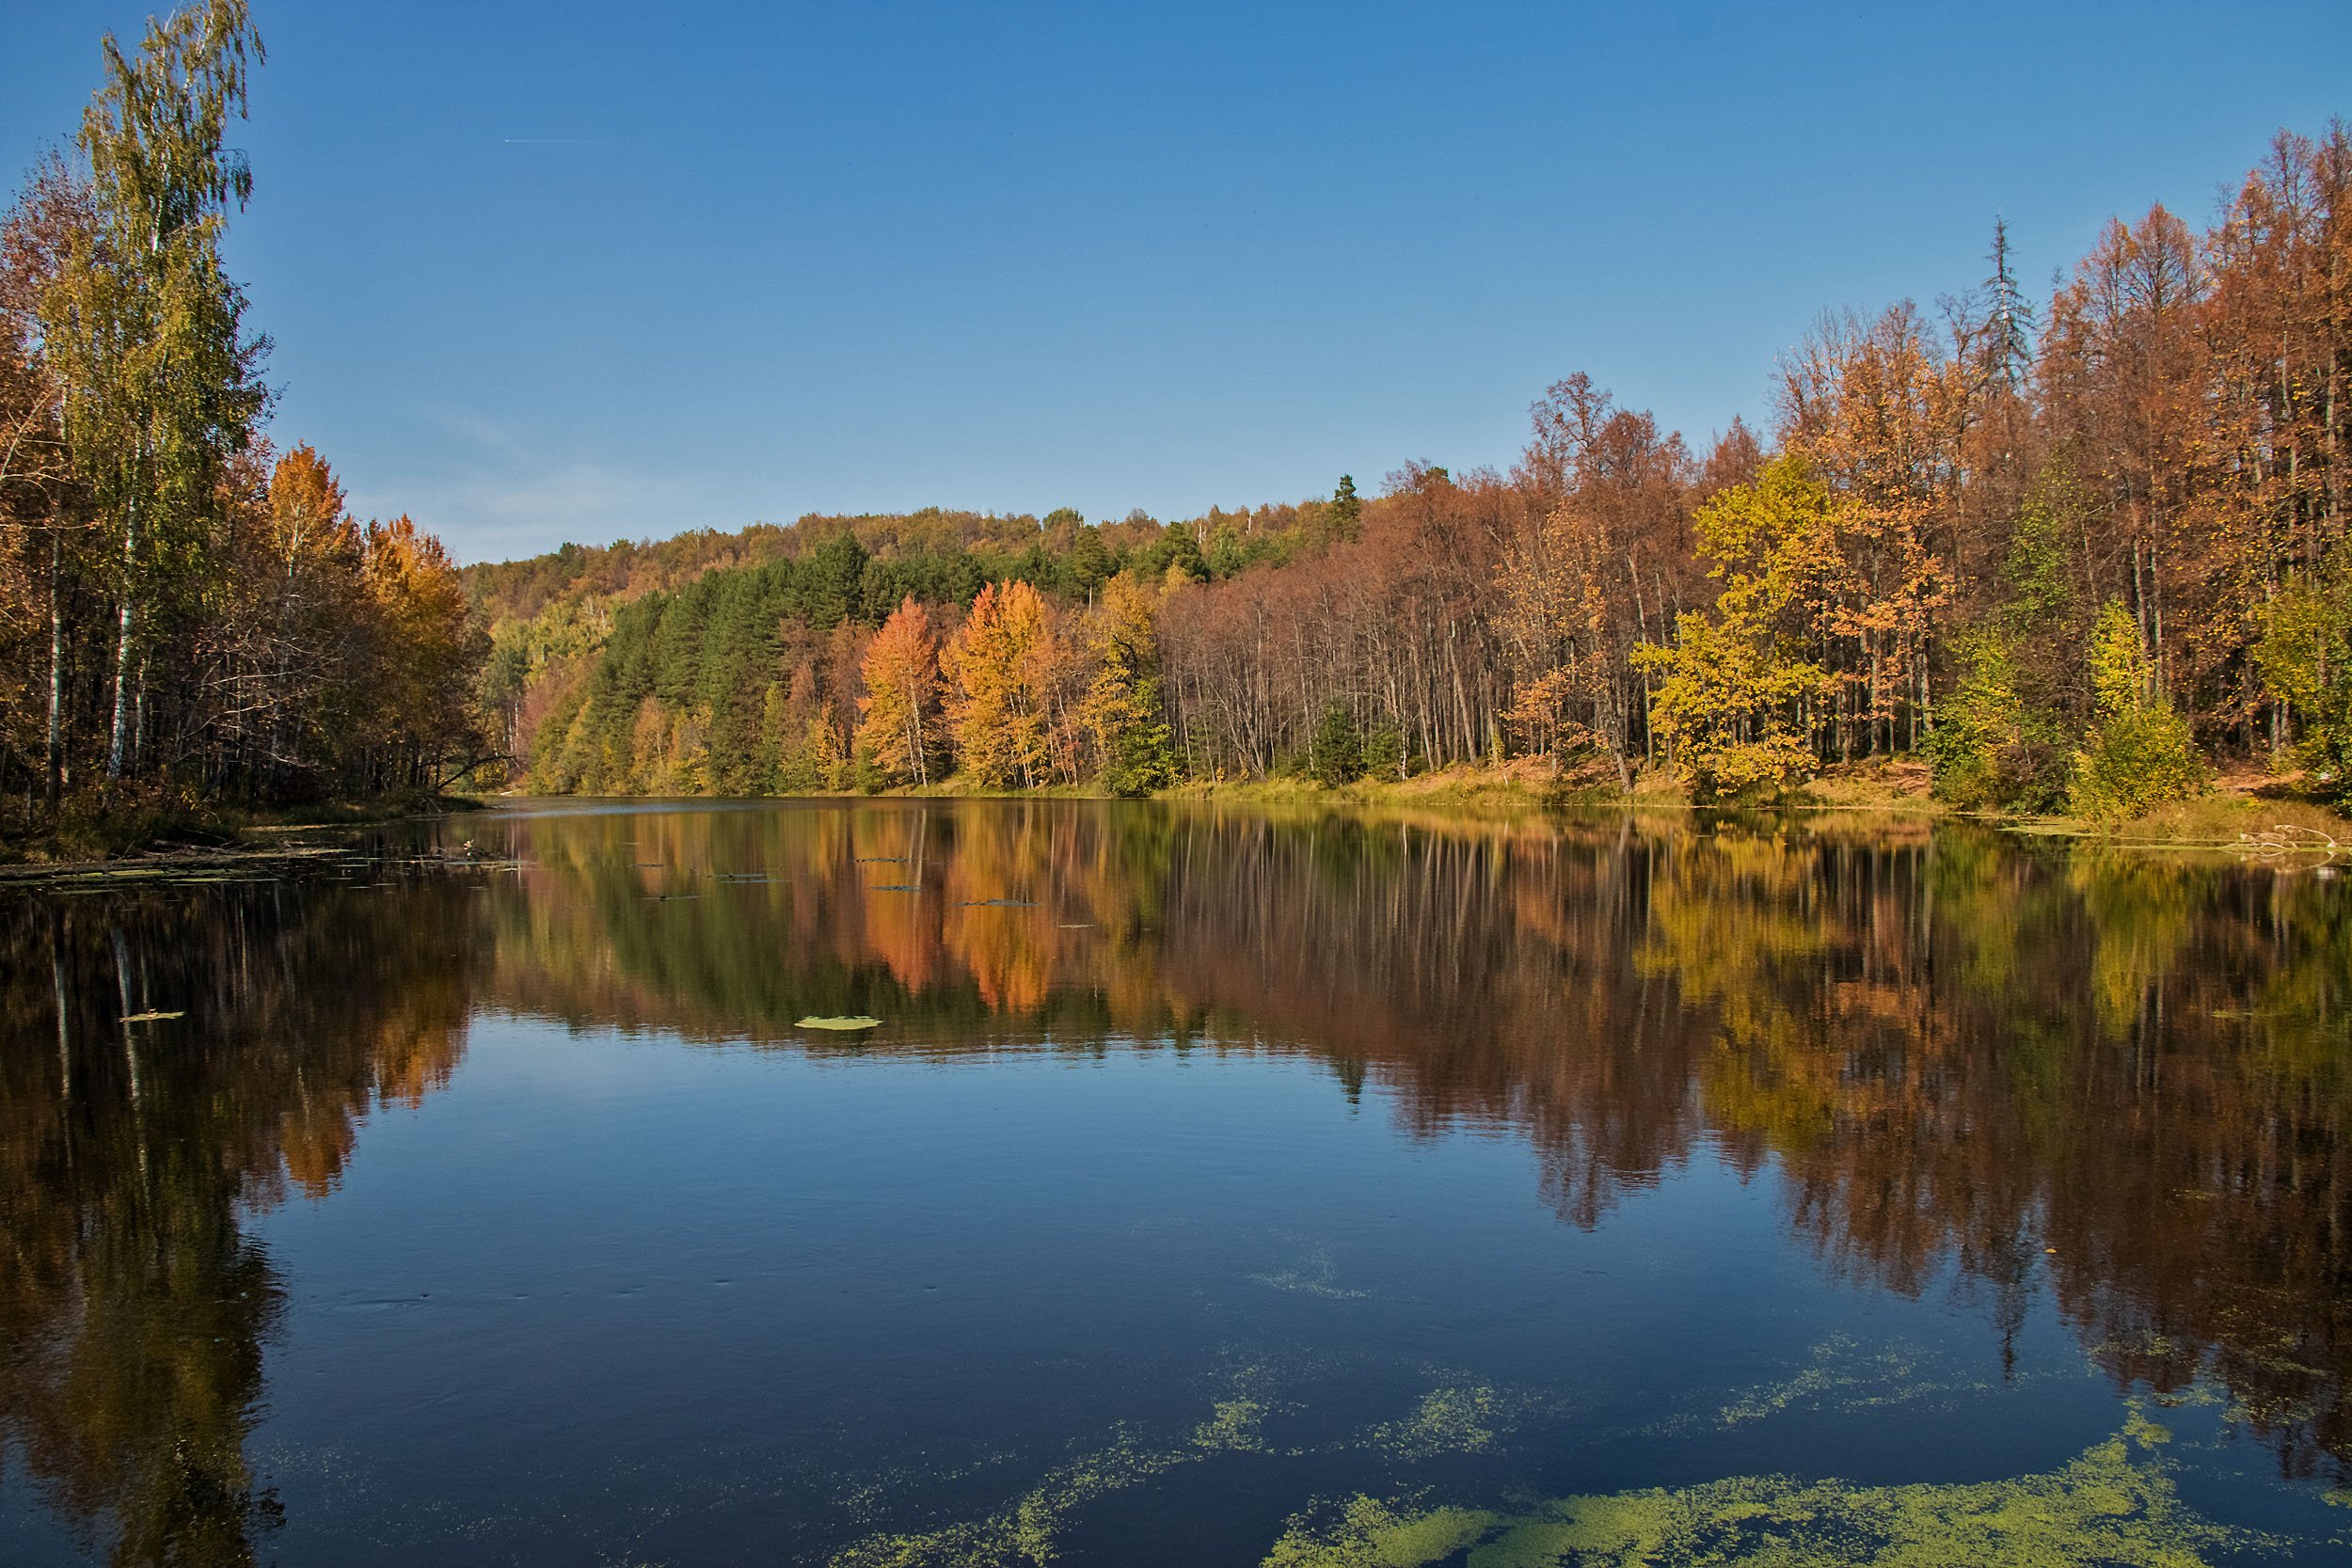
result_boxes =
[3,799,2348,1565]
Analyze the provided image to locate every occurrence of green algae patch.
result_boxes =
[1262,1417,2279,1567]
[1641,1334,2002,1440]
[1194,1398,1272,1453]
[1713,1333,1888,1427]
[1248,1243,1367,1300]
[830,1427,1189,1567]
[1263,1496,1494,1568]
[1368,1385,1503,1461]
[834,1368,1297,1564]
[1711,1335,1987,1430]
[824,1359,2301,1568]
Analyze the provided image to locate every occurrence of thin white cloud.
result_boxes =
[349,459,702,565]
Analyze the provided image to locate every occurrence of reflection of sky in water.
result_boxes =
[236,1035,2333,1563]
[2,800,2348,1564]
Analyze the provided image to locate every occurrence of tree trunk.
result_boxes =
[106,594,135,780]
[45,535,65,809]
[106,496,139,782]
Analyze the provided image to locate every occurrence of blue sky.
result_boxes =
[8,2,2350,563]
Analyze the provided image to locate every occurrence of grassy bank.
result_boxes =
[1158,759,1572,816]
[2003,789,2348,851]
[1152,754,2347,849]
[396,758,2347,859]
[0,787,487,869]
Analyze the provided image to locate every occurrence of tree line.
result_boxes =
[0,2,485,839]
[485,119,2350,816]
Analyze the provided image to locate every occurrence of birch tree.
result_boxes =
[42,0,266,782]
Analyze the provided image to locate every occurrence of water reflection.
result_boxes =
[2,801,2347,1561]
[465,802,2352,1482]
[0,874,483,1563]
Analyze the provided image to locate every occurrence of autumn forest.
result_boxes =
[6,1,2350,834]
[12,8,2352,1561]
[478,115,2352,823]
[0,3,484,842]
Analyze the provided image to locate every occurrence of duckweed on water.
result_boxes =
[1261,1416,2286,1568]
[827,1353,2316,1566]
[1367,1385,1503,1461]
[834,1370,1297,1565]
[1643,1333,1997,1438]
[829,1428,1190,1568]
[1248,1243,1368,1301]
[1193,1398,1272,1452]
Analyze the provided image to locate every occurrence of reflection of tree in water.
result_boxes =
[4,807,2343,1554]
[1645,831,2352,1478]
[475,801,2352,1479]
[0,877,481,1564]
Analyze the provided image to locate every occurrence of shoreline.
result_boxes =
[0,792,491,882]
[3,768,2341,887]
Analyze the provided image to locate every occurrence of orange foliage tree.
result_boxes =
[855,595,943,785]
[940,579,1070,787]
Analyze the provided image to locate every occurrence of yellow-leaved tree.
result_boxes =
[359,515,488,791]
[1075,572,1175,796]
[941,579,1065,787]
[1633,456,1836,800]
[855,595,942,785]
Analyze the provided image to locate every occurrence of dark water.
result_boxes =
[3,800,2350,1566]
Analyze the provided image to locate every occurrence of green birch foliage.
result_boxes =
[42,1,267,770]
[1077,574,1175,797]
[2255,565,2352,798]
[1928,631,2027,809]
[1925,483,2084,811]
[2070,601,2205,822]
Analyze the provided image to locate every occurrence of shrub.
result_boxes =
[2069,602,2203,824]
[2255,567,2352,800]
[1307,703,1361,786]
[1926,633,2072,812]
[2071,704,2206,823]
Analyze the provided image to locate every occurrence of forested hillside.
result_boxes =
[476,118,2352,816]
[0,3,485,838]
[470,501,1337,793]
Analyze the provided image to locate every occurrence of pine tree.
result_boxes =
[1329,474,1362,542]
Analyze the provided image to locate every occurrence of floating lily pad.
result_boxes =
[797,1015,882,1030]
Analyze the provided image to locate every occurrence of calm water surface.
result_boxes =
[3,800,2349,1564]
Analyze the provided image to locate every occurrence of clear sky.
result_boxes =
[8,2,2350,563]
